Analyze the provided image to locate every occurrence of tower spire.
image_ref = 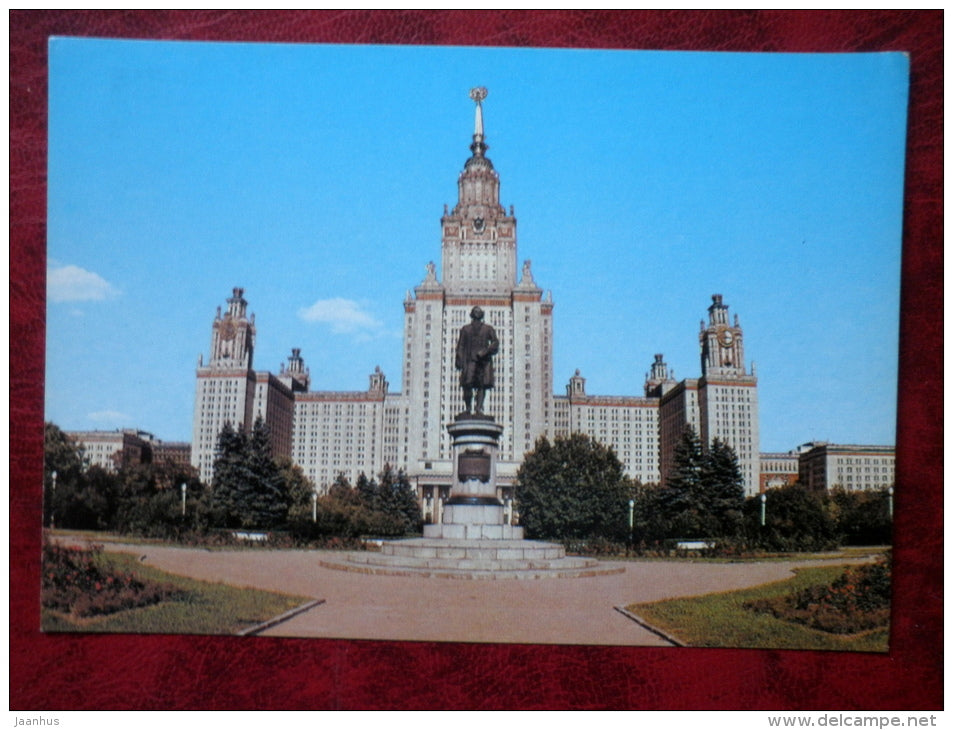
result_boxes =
[456,86,499,208]
[469,86,488,157]
[441,87,515,294]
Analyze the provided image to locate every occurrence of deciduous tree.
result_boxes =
[744,483,839,551]
[44,422,86,528]
[516,434,632,542]
[829,487,892,546]
[279,456,317,524]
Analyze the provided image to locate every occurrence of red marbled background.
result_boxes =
[10,10,942,710]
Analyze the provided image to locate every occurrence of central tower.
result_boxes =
[402,88,554,499]
[440,87,518,295]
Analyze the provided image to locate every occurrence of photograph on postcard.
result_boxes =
[42,39,907,649]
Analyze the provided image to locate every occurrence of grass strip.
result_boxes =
[41,551,312,635]
[627,564,889,653]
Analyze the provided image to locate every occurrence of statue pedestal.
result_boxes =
[322,412,623,578]
[423,414,524,540]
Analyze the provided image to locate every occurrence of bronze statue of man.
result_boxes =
[455,306,499,415]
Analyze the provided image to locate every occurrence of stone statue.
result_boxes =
[455,306,499,415]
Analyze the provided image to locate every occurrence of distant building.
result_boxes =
[759,451,800,492]
[191,90,764,499]
[67,429,193,476]
[797,443,895,492]
[67,429,153,471]
[152,441,193,471]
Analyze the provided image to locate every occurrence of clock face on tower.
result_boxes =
[718,328,734,347]
[220,318,237,341]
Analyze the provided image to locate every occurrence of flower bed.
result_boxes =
[42,541,188,618]
[744,555,890,634]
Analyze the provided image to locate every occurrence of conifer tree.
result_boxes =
[212,418,289,529]
[246,417,290,528]
[702,438,745,536]
[327,473,360,503]
[658,426,707,537]
[352,467,420,536]
[211,421,249,527]
[379,466,420,532]
[659,429,746,539]
[356,472,379,507]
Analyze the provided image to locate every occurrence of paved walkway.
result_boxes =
[80,540,866,646]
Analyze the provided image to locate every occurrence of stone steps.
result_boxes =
[423,523,524,540]
[347,552,599,572]
[317,537,626,580]
[318,556,625,580]
[381,538,565,561]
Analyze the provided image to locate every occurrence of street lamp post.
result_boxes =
[180,483,187,517]
[760,493,767,527]
[628,499,635,546]
[887,486,894,520]
[50,470,57,529]
[312,490,318,523]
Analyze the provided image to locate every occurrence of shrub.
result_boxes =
[561,536,628,557]
[744,484,839,552]
[830,487,893,546]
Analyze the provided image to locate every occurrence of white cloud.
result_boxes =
[297,297,383,335]
[48,264,119,303]
[88,410,132,424]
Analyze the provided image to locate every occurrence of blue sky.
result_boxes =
[45,39,908,451]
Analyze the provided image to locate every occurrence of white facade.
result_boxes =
[291,369,389,489]
[67,429,151,472]
[559,370,662,486]
[798,443,896,492]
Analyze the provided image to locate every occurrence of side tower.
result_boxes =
[644,353,677,397]
[402,88,554,496]
[191,287,258,484]
[697,294,760,495]
[699,294,745,377]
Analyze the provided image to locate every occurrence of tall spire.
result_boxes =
[469,86,488,157]
[456,86,500,211]
[441,87,516,294]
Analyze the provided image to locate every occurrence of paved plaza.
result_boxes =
[81,540,864,646]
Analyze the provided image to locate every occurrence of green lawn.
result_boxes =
[627,564,889,652]
[41,551,312,635]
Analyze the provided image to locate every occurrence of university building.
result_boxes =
[190,90,764,502]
